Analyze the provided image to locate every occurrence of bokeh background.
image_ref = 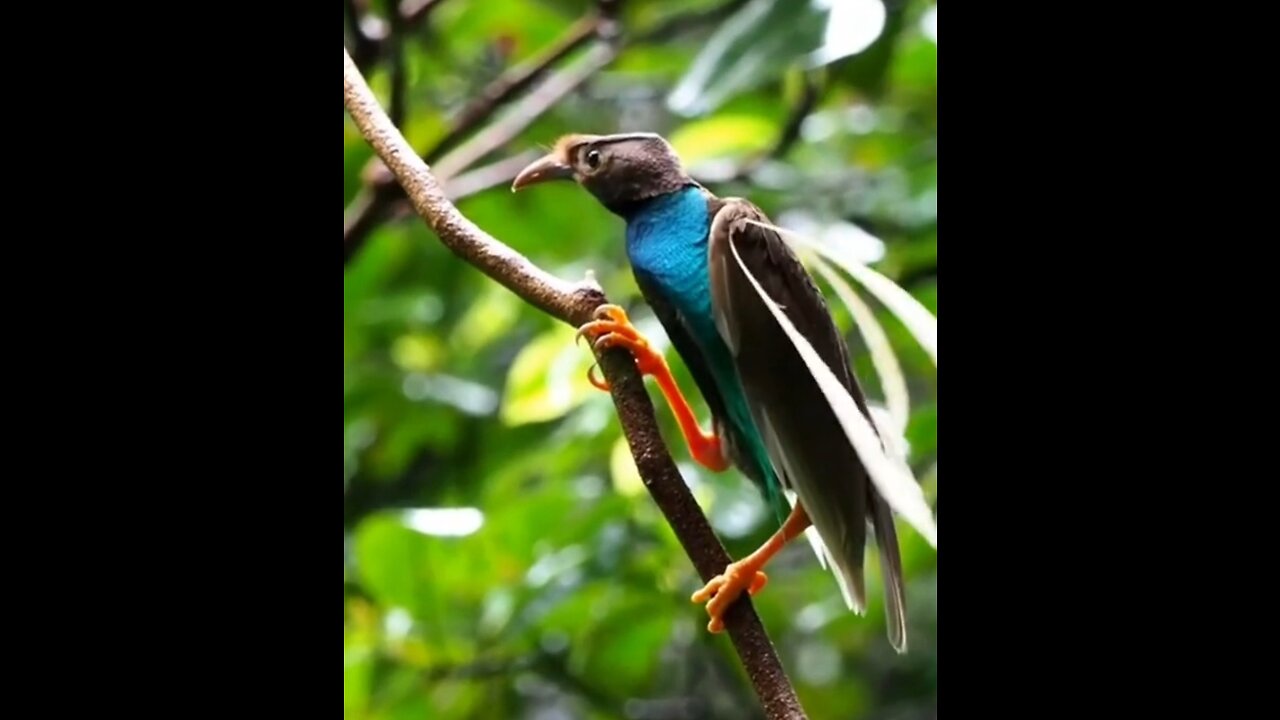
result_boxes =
[344,0,937,717]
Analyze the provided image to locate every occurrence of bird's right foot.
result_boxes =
[575,304,730,473]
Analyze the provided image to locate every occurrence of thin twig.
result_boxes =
[767,74,821,160]
[596,0,624,33]
[400,0,444,25]
[636,0,752,43]
[442,150,542,201]
[343,0,739,264]
[344,14,604,262]
[344,46,807,720]
[721,73,823,184]
[431,42,617,181]
[387,5,408,127]
[344,0,381,70]
[347,0,448,70]
[429,14,601,161]
[897,263,937,289]
[342,189,384,265]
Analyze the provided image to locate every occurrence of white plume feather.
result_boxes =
[746,219,937,368]
[727,235,938,548]
[806,250,911,436]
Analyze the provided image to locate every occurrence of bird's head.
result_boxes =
[511,132,694,215]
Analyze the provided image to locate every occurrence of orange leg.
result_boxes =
[576,304,730,473]
[691,504,812,633]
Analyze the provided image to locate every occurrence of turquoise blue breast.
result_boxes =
[624,187,718,339]
[623,187,783,513]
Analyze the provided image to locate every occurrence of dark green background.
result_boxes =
[344,0,937,717]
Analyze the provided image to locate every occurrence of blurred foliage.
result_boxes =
[345,0,937,717]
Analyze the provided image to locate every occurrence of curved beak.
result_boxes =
[511,154,574,192]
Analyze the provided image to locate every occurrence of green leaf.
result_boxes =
[905,402,936,462]
[342,0,939,712]
[667,115,778,166]
[666,0,890,117]
[449,283,522,357]
[391,333,445,373]
[577,605,673,697]
[609,436,645,497]
[667,0,827,116]
[795,673,871,719]
[889,32,938,98]
[353,509,493,627]
[344,631,373,717]
[353,514,434,618]
[808,0,888,67]
[500,323,596,426]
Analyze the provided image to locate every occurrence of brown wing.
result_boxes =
[705,196,908,651]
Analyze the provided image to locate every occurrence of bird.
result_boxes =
[511,132,930,652]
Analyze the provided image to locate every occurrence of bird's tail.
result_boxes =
[787,405,910,652]
[785,486,907,653]
[785,489,868,615]
[867,404,909,653]
[871,492,907,653]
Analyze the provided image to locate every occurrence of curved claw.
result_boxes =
[586,363,610,391]
[575,302,731,476]
[691,566,769,633]
[574,324,594,348]
[593,303,628,323]
[575,304,648,378]
[576,306,636,392]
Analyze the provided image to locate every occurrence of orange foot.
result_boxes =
[575,304,664,390]
[575,304,730,473]
[691,563,770,633]
[691,504,812,633]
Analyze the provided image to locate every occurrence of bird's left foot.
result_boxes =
[691,561,769,633]
[574,304,730,473]
[690,504,812,632]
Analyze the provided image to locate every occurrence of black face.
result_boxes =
[512,132,694,215]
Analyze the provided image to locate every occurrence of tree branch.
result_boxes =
[636,0,752,43]
[430,42,616,183]
[717,72,824,185]
[344,46,806,720]
[344,13,605,263]
[429,14,601,161]
[400,0,444,25]
[344,0,381,70]
[347,0,448,71]
[441,150,542,201]
[387,3,408,127]
[897,263,937,289]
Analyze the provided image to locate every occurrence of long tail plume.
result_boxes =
[745,219,937,369]
[805,251,911,436]
[726,235,938,548]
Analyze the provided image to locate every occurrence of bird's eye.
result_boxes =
[585,149,601,169]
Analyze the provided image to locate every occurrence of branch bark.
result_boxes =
[400,0,444,25]
[428,14,602,161]
[441,150,541,201]
[430,42,617,181]
[343,12,605,264]
[345,45,807,720]
[715,72,824,185]
[344,0,381,70]
[346,0,448,70]
[636,0,752,43]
